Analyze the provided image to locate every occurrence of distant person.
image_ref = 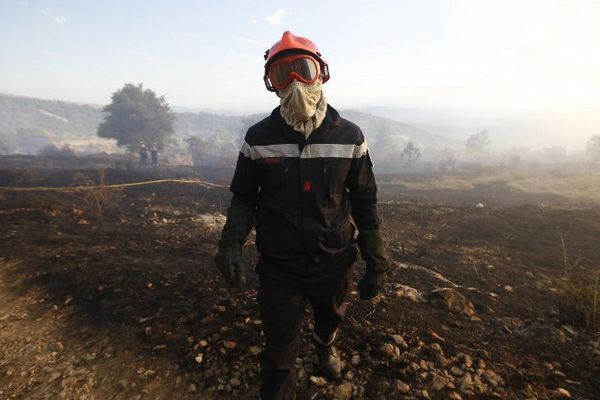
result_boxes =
[214,31,390,399]
[149,144,160,166]
[139,143,148,166]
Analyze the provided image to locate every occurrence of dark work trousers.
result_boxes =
[257,264,355,400]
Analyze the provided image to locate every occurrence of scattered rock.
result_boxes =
[457,372,474,394]
[193,213,226,231]
[390,334,408,350]
[48,371,62,383]
[437,354,449,367]
[560,325,577,337]
[214,305,226,313]
[430,343,443,354]
[483,369,504,387]
[429,330,446,343]
[430,373,449,391]
[333,382,353,400]
[426,288,476,316]
[394,284,424,302]
[463,354,474,368]
[380,343,401,360]
[222,340,236,350]
[543,361,554,370]
[394,379,411,394]
[554,388,572,398]
[310,376,328,387]
[249,346,262,356]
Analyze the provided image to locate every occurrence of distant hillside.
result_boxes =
[0,94,263,155]
[0,94,105,154]
[361,105,600,151]
[340,109,462,159]
[0,93,459,170]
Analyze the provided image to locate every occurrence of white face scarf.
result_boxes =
[278,80,328,138]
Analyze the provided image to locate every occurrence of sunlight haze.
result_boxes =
[1,0,599,148]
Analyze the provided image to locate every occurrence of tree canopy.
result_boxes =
[586,135,600,165]
[401,141,422,172]
[97,83,175,151]
[466,130,491,154]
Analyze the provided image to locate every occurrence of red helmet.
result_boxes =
[263,31,330,92]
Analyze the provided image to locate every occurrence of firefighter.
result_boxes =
[139,142,148,166]
[149,143,161,166]
[215,31,390,400]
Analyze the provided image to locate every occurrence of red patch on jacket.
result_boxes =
[303,180,312,192]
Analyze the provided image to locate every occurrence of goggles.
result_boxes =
[266,55,321,90]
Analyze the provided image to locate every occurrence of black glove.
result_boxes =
[215,245,246,285]
[214,206,254,286]
[357,270,385,300]
[357,229,390,300]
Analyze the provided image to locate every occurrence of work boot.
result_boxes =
[313,338,343,380]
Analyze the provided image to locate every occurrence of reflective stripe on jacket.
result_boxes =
[229,105,380,284]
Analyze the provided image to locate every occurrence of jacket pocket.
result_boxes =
[324,159,350,206]
[259,161,288,204]
[324,219,355,248]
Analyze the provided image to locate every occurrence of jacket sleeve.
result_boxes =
[346,139,380,231]
[229,140,260,210]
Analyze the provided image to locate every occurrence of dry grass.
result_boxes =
[416,201,432,227]
[509,172,600,204]
[72,170,123,221]
[557,232,600,331]
[384,170,600,204]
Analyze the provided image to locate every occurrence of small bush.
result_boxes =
[72,170,123,221]
[39,144,76,158]
[415,201,432,227]
[557,233,600,331]
[559,272,600,331]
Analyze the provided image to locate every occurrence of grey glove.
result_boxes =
[214,206,254,286]
[357,229,390,300]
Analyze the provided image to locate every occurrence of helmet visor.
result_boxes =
[268,55,320,90]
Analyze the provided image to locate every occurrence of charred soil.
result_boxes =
[1,167,599,399]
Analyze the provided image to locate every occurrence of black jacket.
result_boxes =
[229,105,380,285]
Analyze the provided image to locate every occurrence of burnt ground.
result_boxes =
[0,166,599,399]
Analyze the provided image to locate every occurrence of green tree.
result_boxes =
[97,83,175,151]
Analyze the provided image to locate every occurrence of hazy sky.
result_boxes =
[1,0,600,116]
